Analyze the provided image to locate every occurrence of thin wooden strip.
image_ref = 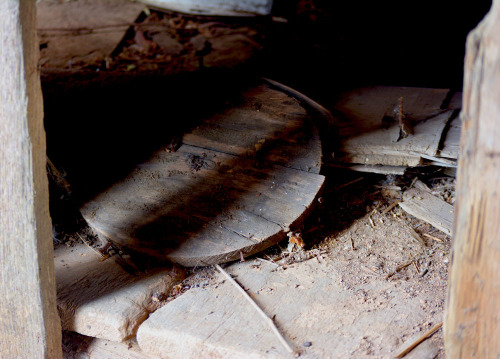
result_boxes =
[396,322,443,358]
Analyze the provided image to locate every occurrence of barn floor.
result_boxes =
[38,1,460,358]
[55,169,451,358]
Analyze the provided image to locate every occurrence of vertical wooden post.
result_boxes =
[0,1,62,357]
[445,1,500,357]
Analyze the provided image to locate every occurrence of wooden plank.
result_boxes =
[183,85,322,174]
[141,0,272,16]
[37,0,145,69]
[445,3,500,356]
[82,144,324,266]
[333,86,452,167]
[438,115,461,159]
[136,258,444,358]
[338,110,453,166]
[62,331,160,359]
[346,164,407,175]
[399,188,454,235]
[334,86,450,138]
[56,244,184,341]
[0,1,62,357]
[81,85,324,267]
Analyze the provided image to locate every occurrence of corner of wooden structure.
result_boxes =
[445,0,500,357]
[0,1,62,357]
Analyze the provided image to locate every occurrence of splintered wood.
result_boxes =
[80,85,325,267]
[332,86,462,173]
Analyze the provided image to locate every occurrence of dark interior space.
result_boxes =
[266,0,491,102]
[42,0,491,244]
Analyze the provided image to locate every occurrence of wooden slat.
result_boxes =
[183,85,322,174]
[56,244,184,342]
[333,86,452,167]
[335,86,450,138]
[439,115,461,159]
[399,188,454,235]
[0,1,61,357]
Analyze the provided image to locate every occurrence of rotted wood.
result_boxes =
[445,1,500,357]
[81,85,324,267]
[0,1,62,357]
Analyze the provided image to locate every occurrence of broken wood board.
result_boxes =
[333,86,453,168]
[399,188,454,235]
[136,258,444,358]
[338,110,454,167]
[37,0,145,69]
[62,331,160,359]
[140,0,273,16]
[80,85,325,267]
[334,86,450,138]
[439,114,461,160]
[55,244,184,342]
[345,164,407,175]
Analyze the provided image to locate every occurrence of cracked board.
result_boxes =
[333,86,453,167]
[80,84,324,267]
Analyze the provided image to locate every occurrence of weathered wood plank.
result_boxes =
[338,110,453,166]
[56,244,184,342]
[334,86,450,138]
[0,1,62,357]
[82,144,324,266]
[62,331,160,359]
[183,85,322,174]
[137,258,443,358]
[81,85,324,267]
[445,2,500,357]
[399,188,454,235]
[439,115,461,159]
[37,0,145,69]
[333,86,452,167]
[346,164,407,175]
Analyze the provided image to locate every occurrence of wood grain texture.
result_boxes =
[445,2,500,357]
[333,86,453,167]
[56,244,184,342]
[0,1,62,357]
[399,188,454,235]
[37,0,145,68]
[439,115,461,160]
[62,332,160,359]
[81,85,324,267]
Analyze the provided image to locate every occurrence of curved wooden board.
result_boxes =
[81,85,324,266]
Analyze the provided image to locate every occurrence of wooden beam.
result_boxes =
[445,1,500,357]
[0,1,62,357]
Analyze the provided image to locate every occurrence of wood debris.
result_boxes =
[331,86,462,173]
[399,187,454,235]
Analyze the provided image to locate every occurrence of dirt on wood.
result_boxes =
[39,2,454,358]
